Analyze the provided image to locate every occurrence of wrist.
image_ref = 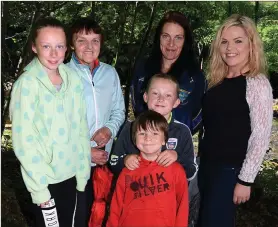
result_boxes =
[237,177,253,187]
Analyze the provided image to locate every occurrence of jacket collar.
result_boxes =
[71,53,100,74]
[168,112,173,124]
[24,57,69,95]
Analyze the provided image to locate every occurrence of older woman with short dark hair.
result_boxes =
[67,17,125,227]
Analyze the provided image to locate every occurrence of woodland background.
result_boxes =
[1,1,278,227]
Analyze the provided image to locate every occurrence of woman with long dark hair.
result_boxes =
[131,11,206,134]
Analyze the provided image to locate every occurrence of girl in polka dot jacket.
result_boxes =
[9,18,91,227]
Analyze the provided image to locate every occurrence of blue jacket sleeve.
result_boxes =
[191,70,207,134]
[104,67,126,138]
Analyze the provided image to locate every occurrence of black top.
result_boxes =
[200,75,251,166]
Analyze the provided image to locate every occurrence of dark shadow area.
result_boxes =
[1,148,35,227]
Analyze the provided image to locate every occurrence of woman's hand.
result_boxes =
[124,154,141,170]
[156,150,177,167]
[91,147,108,165]
[91,127,112,148]
[233,183,251,204]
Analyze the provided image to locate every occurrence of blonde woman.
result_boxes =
[198,14,273,227]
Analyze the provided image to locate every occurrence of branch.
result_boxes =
[5,32,24,40]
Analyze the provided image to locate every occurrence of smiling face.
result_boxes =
[144,78,180,120]
[160,22,185,64]
[32,26,67,75]
[220,26,250,74]
[72,30,101,68]
[135,125,165,159]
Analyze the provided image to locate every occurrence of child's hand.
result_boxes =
[124,154,141,170]
[39,200,50,208]
[233,183,251,204]
[156,150,177,167]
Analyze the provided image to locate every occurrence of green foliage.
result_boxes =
[2,128,12,150]
[2,1,278,87]
[257,159,278,198]
[2,2,278,225]
[237,158,278,227]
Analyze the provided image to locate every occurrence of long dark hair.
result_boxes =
[144,11,199,86]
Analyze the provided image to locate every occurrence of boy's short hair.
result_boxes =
[131,110,168,145]
[145,73,180,98]
[69,17,104,46]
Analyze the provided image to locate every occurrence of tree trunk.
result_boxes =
[113,2,130,67]
[16,6,41,77]
[197,42,203,70]
[135,2,157,65]
[1,1,9,136]
[228,1,232,16]
[90,1,96,20]
[1,3,41,138]
[130,1,139,42]
[255,1,259,26]
[124,2,157,117]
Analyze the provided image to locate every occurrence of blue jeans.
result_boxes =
[197,160,240,227]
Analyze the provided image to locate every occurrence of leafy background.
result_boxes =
[1,1,278,226]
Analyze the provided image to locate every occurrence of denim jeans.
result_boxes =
[197,160,240,227]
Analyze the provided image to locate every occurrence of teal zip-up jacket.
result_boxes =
[67,54,125,162]
[9,58,91,204]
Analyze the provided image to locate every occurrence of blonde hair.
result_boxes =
[208,14,267,88]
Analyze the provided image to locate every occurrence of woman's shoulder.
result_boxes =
[13,67,39,89]
[97,62,121,80]
[246,73,272,90]
[246,73,273,104]
[99,61,114,68]
[184,68,205,80]
[99,62,117,72]
[247,73,268,81]
[61,63,83,81]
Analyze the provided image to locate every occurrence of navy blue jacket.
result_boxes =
[109,116,198,181]
[130,60,206,134]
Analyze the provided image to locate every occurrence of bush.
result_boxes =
[237,159,278,227]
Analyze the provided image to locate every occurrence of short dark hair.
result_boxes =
[69,17,103,46]
[145,73,180,98]
[131,110,168,145]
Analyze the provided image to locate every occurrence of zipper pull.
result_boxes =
[92,81,94,86]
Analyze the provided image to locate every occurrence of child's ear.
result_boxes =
[173,98,180,109]
[31,43,37,54]
[143,92,148,103]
